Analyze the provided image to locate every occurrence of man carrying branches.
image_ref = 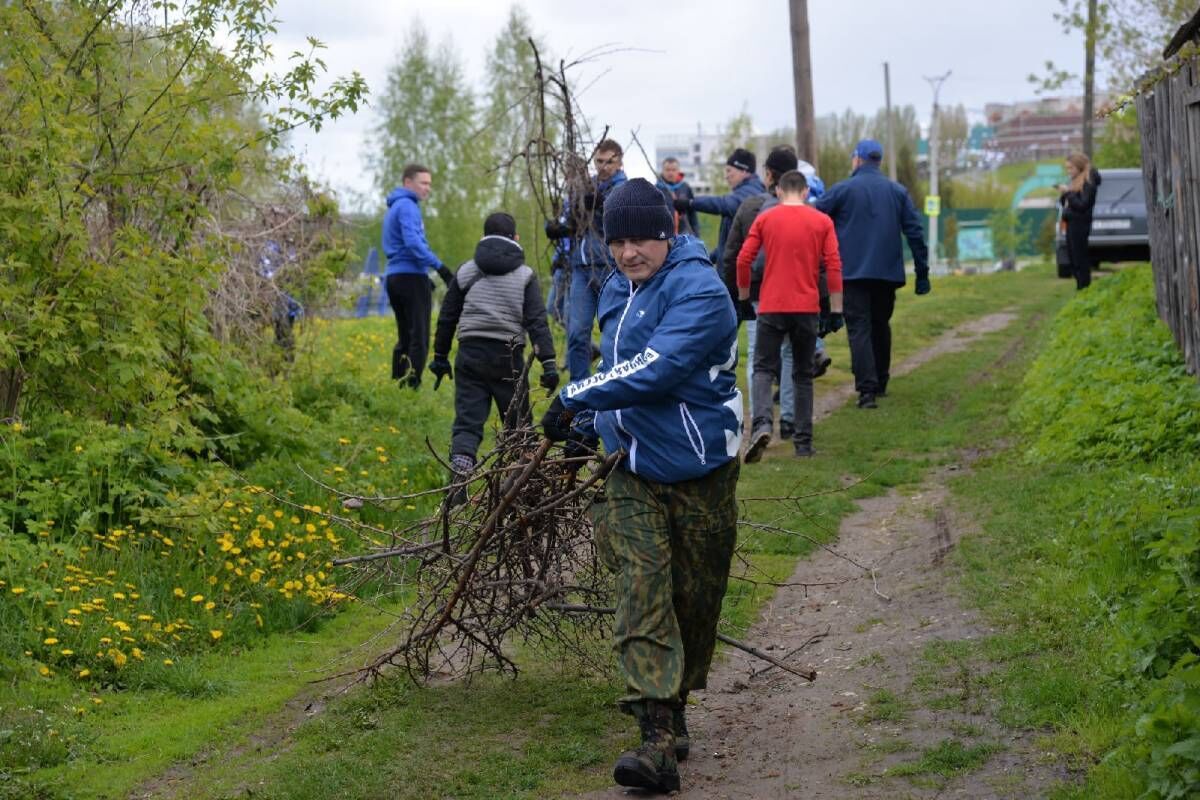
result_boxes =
[543,139,627,381]
[541,178,742,793]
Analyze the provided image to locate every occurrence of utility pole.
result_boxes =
[884,62,896,181]
[924,71,951,273]
[789,0,818,170]
[1082,0,1098,156]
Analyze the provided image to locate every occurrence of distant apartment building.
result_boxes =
[985,94,1110,161]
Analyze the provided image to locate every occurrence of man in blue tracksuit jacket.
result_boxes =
[544,140,627,381]
[541,178,742,794]
[814,139,931,407]
[382,163,454,387]
[674,147,765,264]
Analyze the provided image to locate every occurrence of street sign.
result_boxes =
[925,195,941,216]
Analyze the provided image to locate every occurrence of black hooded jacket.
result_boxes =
[434,235,556,365]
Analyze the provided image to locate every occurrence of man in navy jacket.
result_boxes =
[542,178,741,794]
[814,140,930,407]
[381,163,454,388]
[675,148,766,265]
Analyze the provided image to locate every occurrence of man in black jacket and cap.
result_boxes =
[675,147,766,264]
[430,212,559,504]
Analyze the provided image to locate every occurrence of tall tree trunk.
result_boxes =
[1082,0,1097,157]
[789,0,818,170]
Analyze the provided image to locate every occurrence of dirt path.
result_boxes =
[810,311,1018,421]
[576,309,1069,799]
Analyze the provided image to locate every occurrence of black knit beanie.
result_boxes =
[727,147,757,174]
[603,179,674,243]
[483,211,517,239]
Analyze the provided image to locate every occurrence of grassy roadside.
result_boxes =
[9,266,1070,800]
[925,265,1200,799]
[110,267,1071,800]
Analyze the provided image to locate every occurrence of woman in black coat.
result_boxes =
[1058,152,1100,290]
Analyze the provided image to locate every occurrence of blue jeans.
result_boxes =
[546,268,568,325]
[568,263,610,380]
[746,304,825,425]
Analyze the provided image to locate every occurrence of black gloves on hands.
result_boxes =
[544,219,571,240]
[539,363,560,393]
[737,300,757,322]
[819,311,844,337]
[672,197,692,213]
[429,355,453,390]
[436,265,454,287]
[915,274,931,295]
[540,396,575,442]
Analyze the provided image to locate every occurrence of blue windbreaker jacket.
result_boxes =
[813,164,928,284]
[382,187,442,277]
[691,174,767,261]
[570,170,627,273]
[560,236,743,484]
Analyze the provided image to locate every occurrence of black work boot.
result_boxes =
[613,701,680,793]
[672,696,690,761]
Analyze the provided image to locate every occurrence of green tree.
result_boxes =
[706,110,755,192]
[367,23,490,271]
[0,0,364,425]
[1095,106,1142,166]
[483,5,557,271]
[1033,1,1194,91]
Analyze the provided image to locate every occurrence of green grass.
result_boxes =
[7,265,1074,799]
[884,739,1003,778]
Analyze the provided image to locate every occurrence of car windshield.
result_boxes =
[1096,176,1145,208]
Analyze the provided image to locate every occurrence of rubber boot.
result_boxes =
[613,700,680,793]
[672,694,690,762]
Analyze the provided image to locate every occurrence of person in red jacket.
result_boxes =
[737,170,843,460]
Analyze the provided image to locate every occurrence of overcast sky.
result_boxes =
[268,0,1086,206]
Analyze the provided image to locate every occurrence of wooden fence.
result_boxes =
[1137,54,1200,377]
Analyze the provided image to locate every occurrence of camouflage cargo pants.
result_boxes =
[591,459,739,708]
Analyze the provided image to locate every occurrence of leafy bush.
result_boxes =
[1007,269,1200,798]
[1014,266,1200,462]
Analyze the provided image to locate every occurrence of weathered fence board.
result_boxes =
[1137,55,1200,377]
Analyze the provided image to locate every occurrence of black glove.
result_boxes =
[819,311,844,337]
[544,219,571,240]
[915,274,931,295]
[737,299,757,322]
[540,396,575,442]
[564,431,599,462]
[539,363,560,393]
[672,197,692,212]
[581,192,599,212]
[436,265,454,287]
[429,355,452,390]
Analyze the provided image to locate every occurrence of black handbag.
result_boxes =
[1056,238,1073,279]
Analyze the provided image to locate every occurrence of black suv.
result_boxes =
[1056,167,1151,268]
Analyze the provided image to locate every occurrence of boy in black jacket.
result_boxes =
[430,213,558,504]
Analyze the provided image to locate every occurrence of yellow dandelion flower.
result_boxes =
[112,592,125,600]
[163,659,174,666]
[204,601,215,611]
[43,637,59,645]
[91,697,103,705]
[304,523,316,533]
[209,630,223,641]
[78,668,90,677]
[190,594,204,603]
[39,665,51,676]
[337,437,350,445]
[137,614,153,621]
[60,649,74,656]
[173,587,185,598]
[131,647,144,660]
[11,587,26,595]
